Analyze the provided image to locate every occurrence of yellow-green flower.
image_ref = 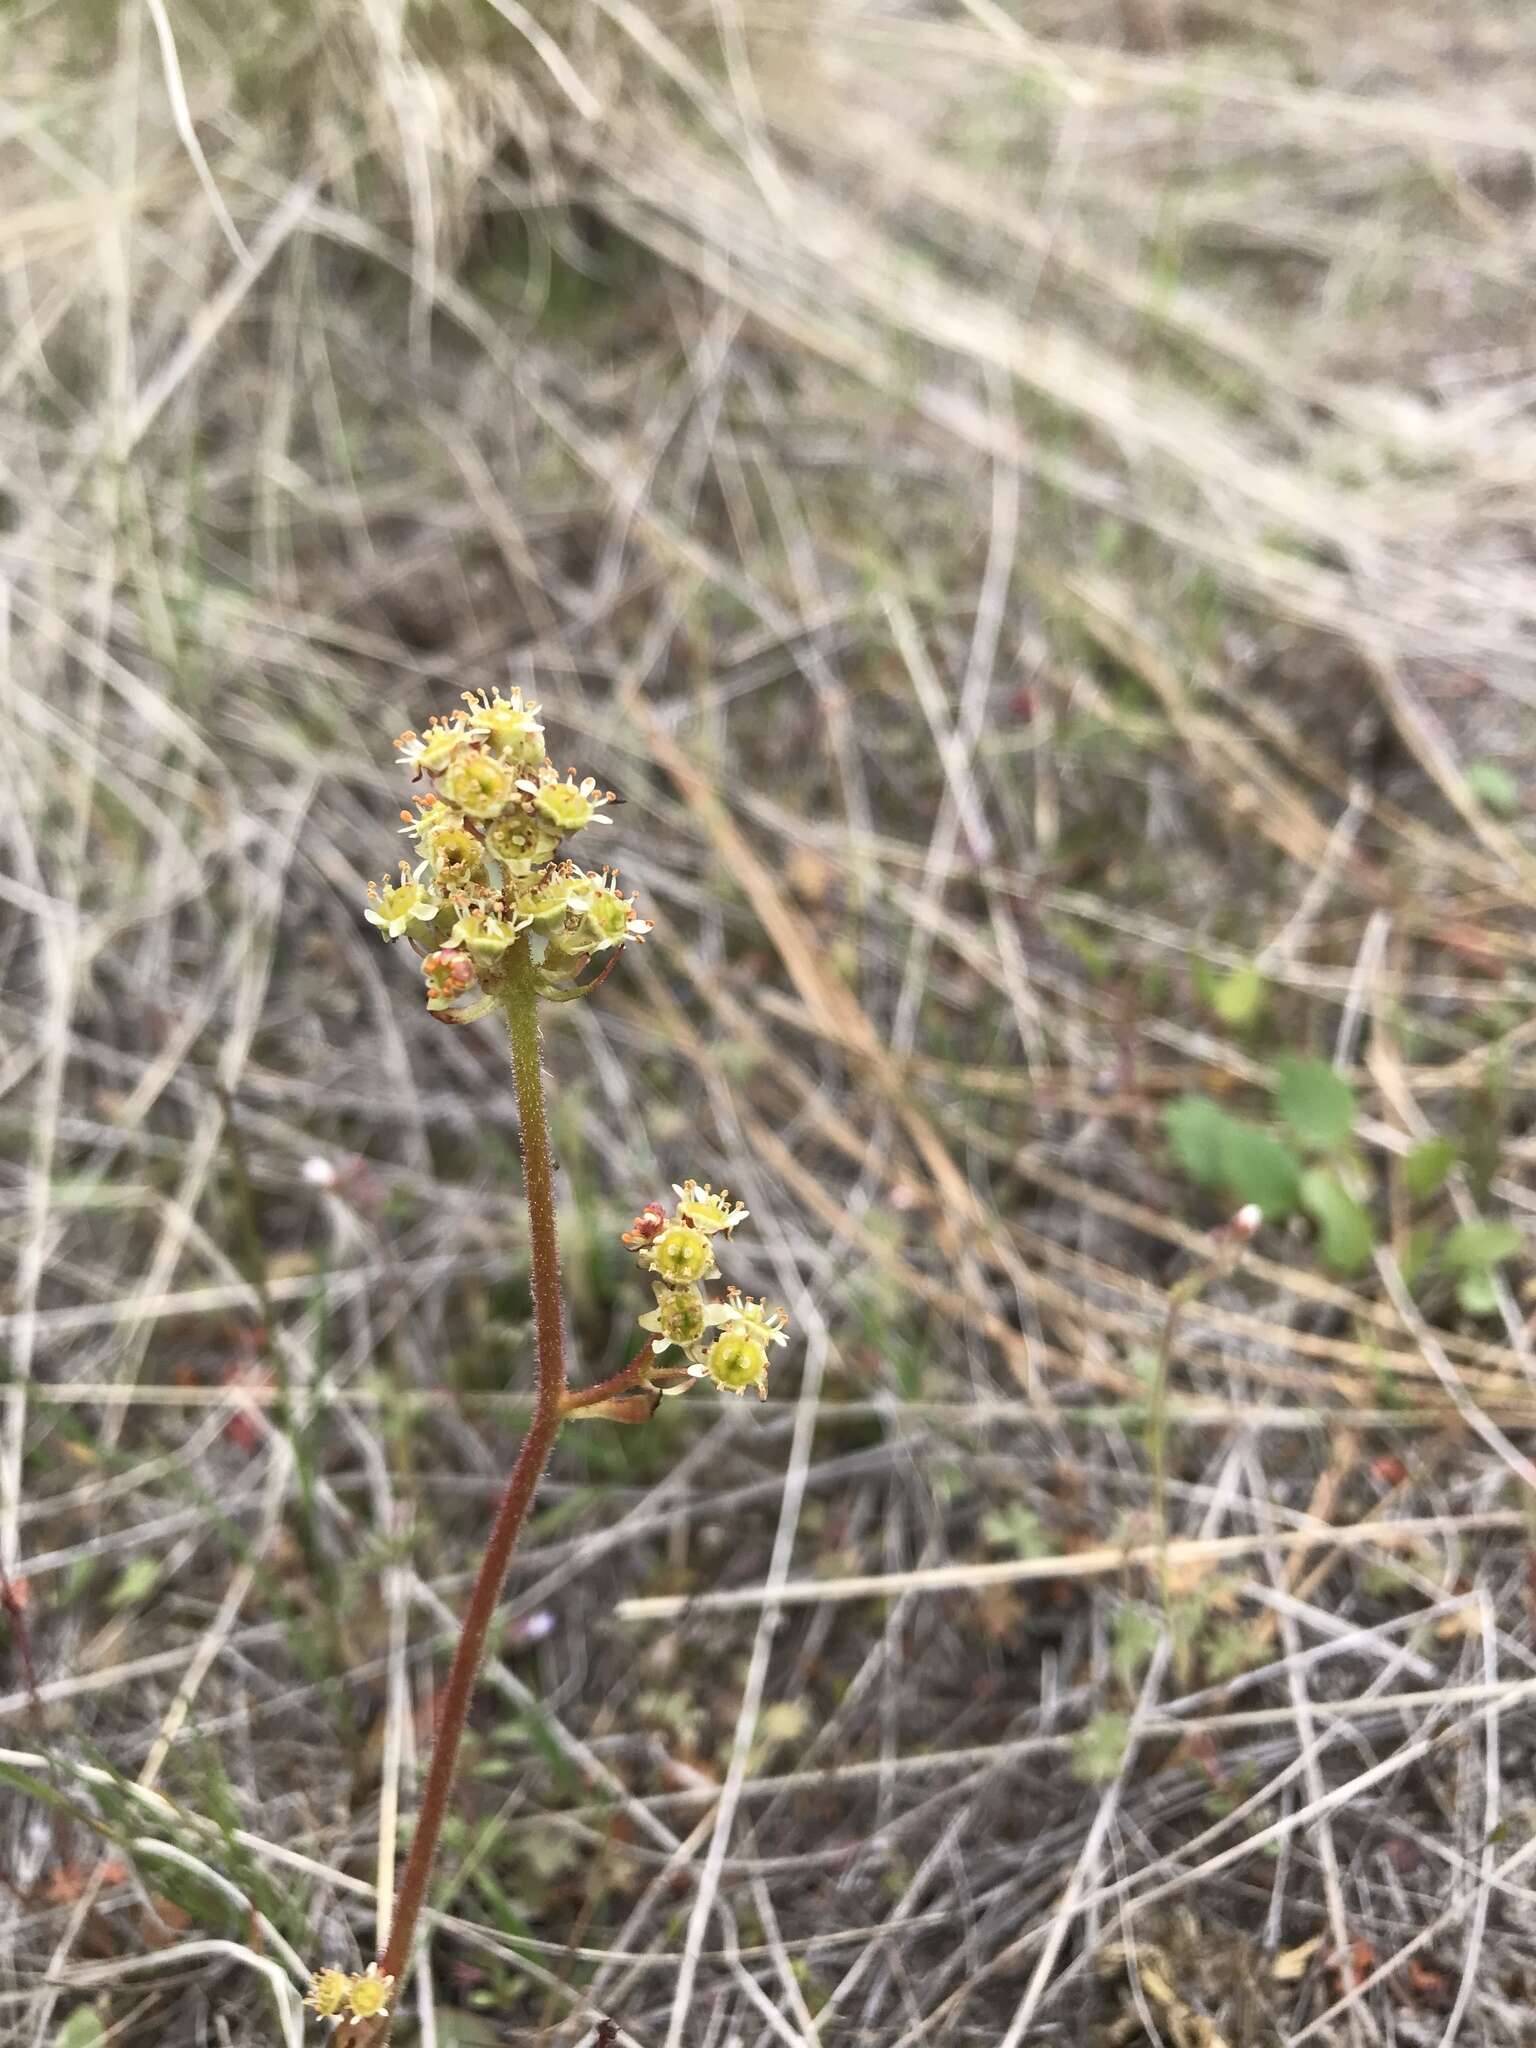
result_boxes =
[532,774,612,837]
[515,863,581,932]
[305,1967,352,2019]
[705,1292,790,1351]
[673,1180,748,1237]
[569,875,652,953]
[464,687,546,769]
[397,722,469,777]
[439,748,515,821]
[643,1223,717,1287]
[637,1283,708,1357]
[346,1963,395,2021]
[694,1326,770,1398]
[422,821,488,888]
[365,868,441,940]
[449,905,524,962]
[485,809,562,873]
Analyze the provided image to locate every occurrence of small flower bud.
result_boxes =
[423,948,476,1009]
[621,1202,668,1248]
[1231,1203,1262,1241]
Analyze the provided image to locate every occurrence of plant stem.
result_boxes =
[1147,1223,1255,1663]
[1147,1275,1197,1613]
[561,1340,658,1414]
[374,936,568,1994]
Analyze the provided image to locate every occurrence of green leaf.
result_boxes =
[1442,1221,1522,1274]
[107,1557,160,1610]
[1210,961,1267,1030]
[53,2011,105,2048]
[1402,1137,1459,1202]
[1166,1097,1302,1217]
[1299,1168,1376,1276]
[1465,760,1519,817]
[1274,1057,1356,1151]
[1165,1096,1231,1189]
[1216,1120,1302,1219]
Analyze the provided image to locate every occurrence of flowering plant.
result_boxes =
[314,693,790,2041]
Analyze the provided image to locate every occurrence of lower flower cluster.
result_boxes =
[623,1180,790,1399]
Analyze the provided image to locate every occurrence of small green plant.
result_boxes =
[981,1504,1051,1558]
[1072,1710,1133,1785]
[307,692,793,2042]
[1166,1050,1523,1312]
[1165,1054,1368,1268]
[1111,1581,1264,1693]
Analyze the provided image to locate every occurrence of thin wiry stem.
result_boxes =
[368,935,569,2006]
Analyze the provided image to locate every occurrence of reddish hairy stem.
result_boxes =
[560,1340,659,1414]
[376,936,567,1991]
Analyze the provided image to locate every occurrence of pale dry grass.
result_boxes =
[4,3,1536,2044]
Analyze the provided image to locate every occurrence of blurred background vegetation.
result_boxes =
[4,3,1536,2043]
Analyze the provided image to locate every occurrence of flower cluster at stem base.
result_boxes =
[365,689,651,1019]
[624,1181,790,1399]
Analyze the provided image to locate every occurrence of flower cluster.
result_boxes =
[365,690,651,1020]
[623,1181,789,1399]
[305,1963,394,2025]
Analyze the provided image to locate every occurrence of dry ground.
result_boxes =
[5,2,1536,2044]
